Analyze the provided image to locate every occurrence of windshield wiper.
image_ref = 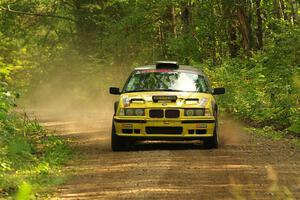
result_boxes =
[124,89,189,93]
[124,90,152,93]
[154,89,185,92]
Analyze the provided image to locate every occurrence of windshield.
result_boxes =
[123,70,209,93]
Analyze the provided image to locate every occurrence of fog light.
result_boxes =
[196,130,206,134]
[134,129,141,134]
[122,129,133,134]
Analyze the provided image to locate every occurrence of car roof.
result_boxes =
[134,65,205,75]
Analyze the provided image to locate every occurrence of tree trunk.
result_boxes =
[181,2,192,33]
[228,24,239,57]
[236,1,253,53]
[255,0,263,49]
[171,5,177,38]
[222,1,239,57]
[280,0,288,20]
[73,0,97,55]
[157,25,167,59]
[273,0,283,19]
[289,0,298,24]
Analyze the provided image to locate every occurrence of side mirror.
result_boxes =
[109,87,121,95]
[213,87,225,95]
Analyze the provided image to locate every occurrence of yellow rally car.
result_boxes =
[109,61,225,151]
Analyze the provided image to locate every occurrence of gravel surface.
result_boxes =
[33,112,300,200]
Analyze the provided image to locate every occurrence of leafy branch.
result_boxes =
[0,5,77,23]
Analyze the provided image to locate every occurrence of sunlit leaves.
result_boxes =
[204,25,300,132]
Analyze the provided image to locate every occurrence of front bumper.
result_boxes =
[113,116,215,139]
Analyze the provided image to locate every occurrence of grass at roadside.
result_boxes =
[220,114,300,149]
[0,112,72,199]
[247,126,300,149]
[247,126,300,152]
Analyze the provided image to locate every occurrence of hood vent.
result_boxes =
[130,98,145,103]
[185,98,199,104]
[152,95,177,102]
[185,98,199,102]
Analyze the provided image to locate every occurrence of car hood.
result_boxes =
[119,91,214,108]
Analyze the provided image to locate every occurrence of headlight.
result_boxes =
[185,109,195,116]
[195,109,205,116]
[119,108,145,116]
[205,109,212,116]
[184,109,205,116]
[125,109,134,116]
[135,109,145,116]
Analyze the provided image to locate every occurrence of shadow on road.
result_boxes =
[124,141,207,151]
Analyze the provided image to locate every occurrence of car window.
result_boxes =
[123,70,209,93]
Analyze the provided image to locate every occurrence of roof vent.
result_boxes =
[156,61,179,69]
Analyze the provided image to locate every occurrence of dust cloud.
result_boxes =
[20,56,248,146]
[20,55,132,132]
[219,116,249,145]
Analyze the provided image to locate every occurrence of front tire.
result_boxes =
[111,122,130,151]
[203,115,219,149]
[111,122,125,151]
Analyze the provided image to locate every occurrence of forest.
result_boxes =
[0,0,299,198]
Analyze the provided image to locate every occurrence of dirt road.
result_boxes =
[34,112,300,200]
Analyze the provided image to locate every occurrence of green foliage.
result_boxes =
[287,120,300,135]
[5,0,295,139]
[0,85,72,198]
[203,25,300,135]
[247,126,287,140]
[0,1,298,198]
[0,82,15,113]
[15,182,32,200]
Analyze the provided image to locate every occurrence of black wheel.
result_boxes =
[114,101,119,114]
[203,113,219,149]
[111,122,131,151]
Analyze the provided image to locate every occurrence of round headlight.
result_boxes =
[125,109,134,116]
[185,109,194,116]
[135,109,144,116]
[195,109,204,116]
